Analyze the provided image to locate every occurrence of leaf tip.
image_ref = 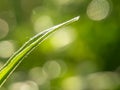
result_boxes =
[74,16,80,21]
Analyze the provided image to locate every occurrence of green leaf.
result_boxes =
[0,16,80,87]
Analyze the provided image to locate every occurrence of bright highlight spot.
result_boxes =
[43,60,61,79]
[0,18,9,39]
[62,76,83,90]
[29,67,48,85]
[87,0,110,21]
[50,27,76,49]
[0,40,15,58]
[34,15,53,33]
[9,81,39,90]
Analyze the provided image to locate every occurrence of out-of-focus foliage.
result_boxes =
[0,0,120,90]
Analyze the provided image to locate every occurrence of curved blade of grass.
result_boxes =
[0,16,80,87]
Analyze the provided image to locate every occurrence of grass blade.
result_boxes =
[0,16,80,87]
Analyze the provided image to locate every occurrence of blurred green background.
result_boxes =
[0,0,120,90]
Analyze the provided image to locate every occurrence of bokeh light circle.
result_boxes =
[9,81,39,90]
[0,19,9,39]
[43,60,61,79]
[87,0,111,21]
[87,72,120,90]
[50,27,76,49]
[62,76,83,90]
[34,15,53,33]
[0,40,15,58]
[29,67,48,85]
